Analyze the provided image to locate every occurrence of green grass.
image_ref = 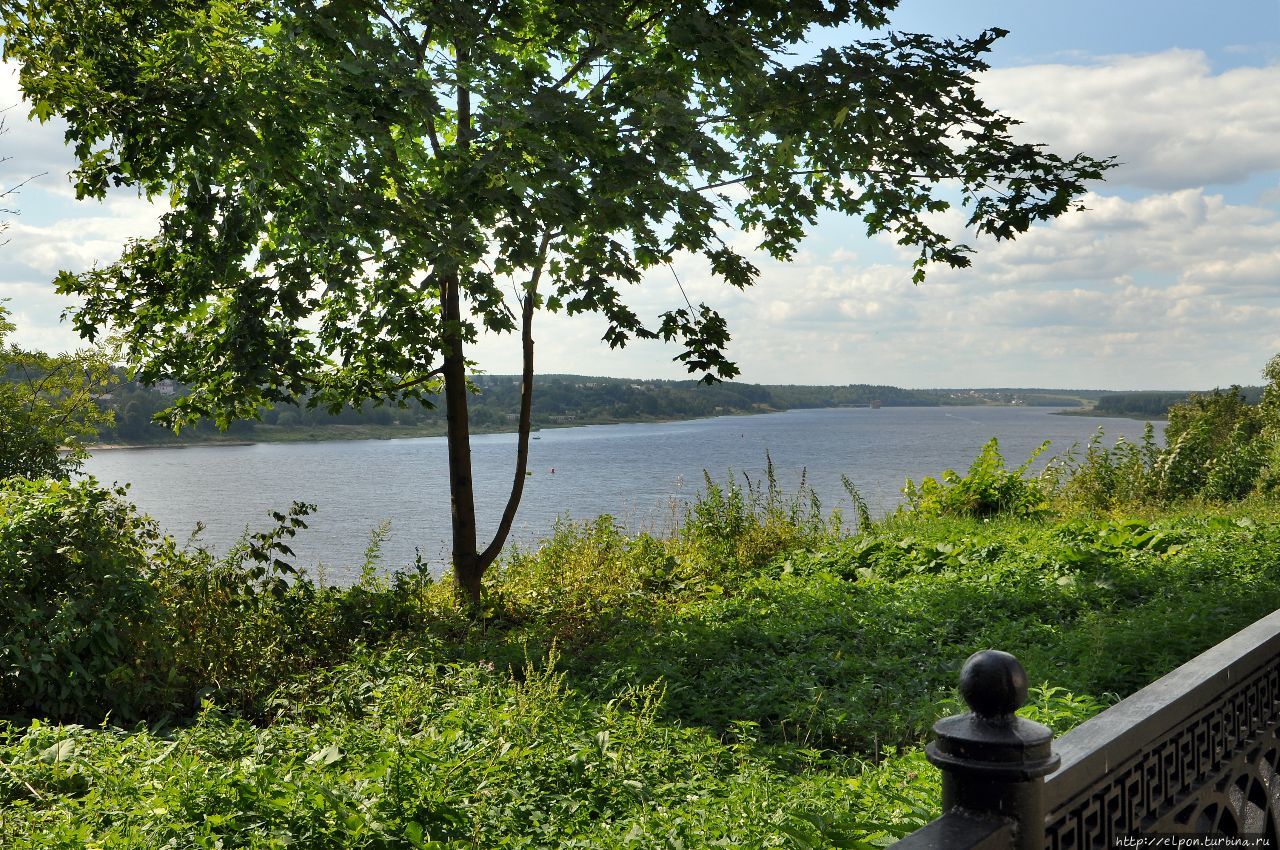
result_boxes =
[6,472,1280,847]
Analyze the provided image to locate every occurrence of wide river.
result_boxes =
[83,406,1161,584]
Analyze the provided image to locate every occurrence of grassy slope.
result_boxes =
[5,500,1280,847]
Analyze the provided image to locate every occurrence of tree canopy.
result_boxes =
[0,306,115,480]
[2,0,1112,598]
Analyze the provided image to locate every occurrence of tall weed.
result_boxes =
[903,438,1050,519]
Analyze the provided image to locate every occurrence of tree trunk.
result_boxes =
[441,269,484,605]
[442,53,543,606]
[442,249,544,607]
[477,280,538,571]
[446,44,485,606]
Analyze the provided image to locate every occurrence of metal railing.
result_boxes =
[891,609,1280,848]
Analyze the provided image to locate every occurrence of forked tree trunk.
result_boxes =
[442,262,541,608]
[443,49,542,607]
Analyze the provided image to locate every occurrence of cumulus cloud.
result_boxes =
[471,182,1280,389]
[518,178,1267,390]
[932,189,1280,291]
[8,195,163,274]
[2,51,1279,389]
[2,195,164,353]
[979,50,1280,190]
[1,62,78,193]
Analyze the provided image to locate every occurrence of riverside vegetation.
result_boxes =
[5,364,1280,847]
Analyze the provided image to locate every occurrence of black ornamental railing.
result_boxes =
[891,609,1280,849]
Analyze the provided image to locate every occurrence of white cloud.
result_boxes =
[468,183,1280,390]
[627,185,1280,389]
[8,194,163,274]
[2,51,1279,389]
[1,195,164,353]
[1,62,78,193]
[979,50,1280,190]
[933,189,1280,291]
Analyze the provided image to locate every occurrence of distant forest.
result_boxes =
[1092,387,1263,418]
[91,375,1103,446]
[86,375,1259,446]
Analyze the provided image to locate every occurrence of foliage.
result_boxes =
[1047,377,1280,511]
[676,456,842,581]
[582,506,1280,754]
[0,481,435,723]
[1156,387,1268,501]
[5,0,1112,595]
[11,384,1280,844]
[0,478,175,721]
[155,509,439,717]
[0,650,938,849]
[1092,391,1191,418]
[902,437,1050,519]
[1045,425,1162,512]
[456,463,843,655]
[0,306,115,480]
[94,374,958,445]
[6,1,1111,411]
[1045,361,1280,512]
[10,496,1280,846]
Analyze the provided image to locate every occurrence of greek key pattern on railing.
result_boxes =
[1044,663,1280,849]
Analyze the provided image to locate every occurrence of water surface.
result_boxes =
[83,407,1161,583]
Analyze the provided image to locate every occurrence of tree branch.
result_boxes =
[692,166,939,193]
[392,366,445,391]
[369,3,442,158]
[477,230,551,570]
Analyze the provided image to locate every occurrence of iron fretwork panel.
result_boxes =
[1045,665,1280,849]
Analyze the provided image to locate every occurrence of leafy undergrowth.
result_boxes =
[6,480,1280,846]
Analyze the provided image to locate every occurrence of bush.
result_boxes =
[1046,426,1161,512]
[676,456,841,581]
[155,509,441,717]
[903,438,1049,519]
[1155,388,1267,500]
[0,478,176,721]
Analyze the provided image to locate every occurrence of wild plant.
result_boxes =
[0,477,179,721]
[1046,425,1161,512]
[902,438,1050,519]
[675,452,845,584]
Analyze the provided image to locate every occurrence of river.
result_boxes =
[82,406,1162,584]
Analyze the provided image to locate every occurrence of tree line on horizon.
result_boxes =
[95,374,956,443]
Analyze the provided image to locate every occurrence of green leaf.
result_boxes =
[39,739,77,763]
[306,744,343,766]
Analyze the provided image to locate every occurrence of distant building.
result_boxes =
[155,378,177,396]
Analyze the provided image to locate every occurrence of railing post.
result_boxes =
[925,650,1060,850]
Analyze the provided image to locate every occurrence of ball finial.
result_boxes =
[959,650,1028,720]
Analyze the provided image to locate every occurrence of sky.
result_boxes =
[1,1,1278,391]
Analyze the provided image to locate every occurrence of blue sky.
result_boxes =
[2,1,1279,390]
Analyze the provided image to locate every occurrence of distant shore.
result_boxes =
[86,409,784,451]
[1053,408,1167,422]
[87,402,1099,452]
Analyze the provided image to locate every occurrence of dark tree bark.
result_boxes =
[441,269,484,604]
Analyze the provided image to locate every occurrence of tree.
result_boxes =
[0,305,116,479]
[0,118,113,478]
[3,0,1112,602]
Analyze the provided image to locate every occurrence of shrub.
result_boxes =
[676,455,842,581]
[1155,388,1266,500]
[0,478,176,721]
[1046,426,1161,512]
[903,438,1050,519]
[156,508,441,716]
